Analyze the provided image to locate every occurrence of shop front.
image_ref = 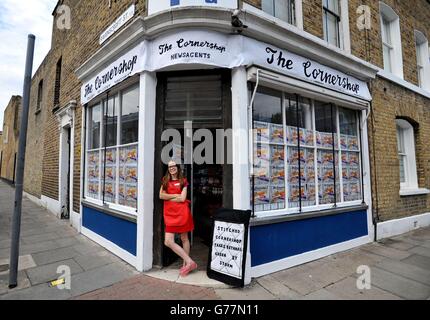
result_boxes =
[76,20,376,283]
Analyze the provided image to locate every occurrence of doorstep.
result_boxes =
[143,268,232,289]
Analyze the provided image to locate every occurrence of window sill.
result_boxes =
[82,199,137,223]
[250,203,368,226]
[378,69,430,99]
[399,188,430,197]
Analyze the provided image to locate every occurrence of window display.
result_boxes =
[85,84,139,211]
[252,86,362,214]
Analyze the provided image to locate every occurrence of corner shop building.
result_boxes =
[53,5,379,284]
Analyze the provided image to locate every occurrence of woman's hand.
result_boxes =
[159,186,180,201]
[169,187,188,203]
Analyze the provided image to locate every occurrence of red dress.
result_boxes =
[163,178,194,233]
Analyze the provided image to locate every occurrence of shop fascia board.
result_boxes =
[76,7,378,83]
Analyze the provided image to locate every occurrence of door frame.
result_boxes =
[152,68,233,267]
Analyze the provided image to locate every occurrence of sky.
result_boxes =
[0,0,58,127]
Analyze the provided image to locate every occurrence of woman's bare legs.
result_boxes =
[180,233,190,268]
[164,233,194,267]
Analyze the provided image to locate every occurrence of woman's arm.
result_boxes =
[170,187,187,203]
[159,186,180,201]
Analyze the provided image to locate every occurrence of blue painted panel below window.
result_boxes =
[82,206,137,256]
[250,210,368,267]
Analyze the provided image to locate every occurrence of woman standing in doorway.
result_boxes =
[159,161,197,277]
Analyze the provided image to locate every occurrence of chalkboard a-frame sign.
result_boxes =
[207,208,252,287]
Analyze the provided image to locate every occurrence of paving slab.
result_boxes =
[256,275,301,300]
[323,277,402,300]
[360,243,412,260]
[73,253,117,271]
[26,259,83,286]
[215,282,277,300]
[21,232,60,244]
[401,254,430,270]
[1,283,72,300]
[375,258,430,286]
[0,255,36,276]
[370,267,430,300]
[31,247,79,266]
[69,262,137,297]
[0,271,31,296]
[408,246,430,258]
[377,238,417,251]
[301,288,341,300]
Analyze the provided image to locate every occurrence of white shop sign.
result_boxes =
[99,5,135,45]
[81,30,371,103]
[148,0,237,16]
[210,221,245,279]
[81,42,146,105]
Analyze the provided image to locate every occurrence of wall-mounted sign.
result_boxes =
[82,30,371,104]
[81,42,145,104]
[148,0,237,16]
[207,208,251,287]
[100,5,135,44]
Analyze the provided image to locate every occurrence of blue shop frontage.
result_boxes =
[75,16,377,284]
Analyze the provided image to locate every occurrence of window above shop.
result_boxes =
[244,0,303,29]
[379,2,403,79]
[262,0,296,25]
[322,0,350,52]
[414,30,430,91]
[251,85,363,217]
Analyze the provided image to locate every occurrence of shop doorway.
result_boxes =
[153,69,232,268]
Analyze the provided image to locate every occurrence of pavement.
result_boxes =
[0,180,430,300]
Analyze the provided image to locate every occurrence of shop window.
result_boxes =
[396,119,418,191]
[379,3,403,79]
[85,84,139,212]
[262,0,296,25]
[415,30,430,91]
[252,86,363,215]
[323,0,341,48]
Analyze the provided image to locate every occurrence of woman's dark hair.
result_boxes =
[162,164,185,191]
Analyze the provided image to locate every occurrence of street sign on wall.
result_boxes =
[148,0,237,16]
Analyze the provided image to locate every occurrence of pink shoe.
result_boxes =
[180,262,198,277]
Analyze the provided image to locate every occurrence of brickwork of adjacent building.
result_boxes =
[0,96,22,183]
[26,0,146,211]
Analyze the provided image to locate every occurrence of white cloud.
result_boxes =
[0,0,58,127]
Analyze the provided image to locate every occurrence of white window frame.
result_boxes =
[396,119,418,193]
[415,30,430,91]
[321,0,350,52]
[85,82,140,215]
[379,2,403,79]
[243,0,303,30]
[261,0,296,25]
[323,0,341,48]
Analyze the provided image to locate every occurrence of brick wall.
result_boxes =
[0,96,22,183]
[31,0,146,212]
[369,78,430,221]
